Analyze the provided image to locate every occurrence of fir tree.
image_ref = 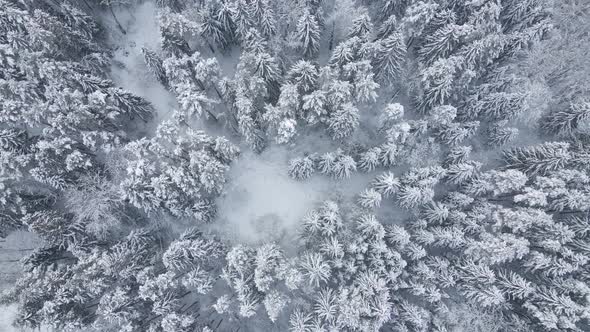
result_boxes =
[373,32,407,83]
[327,103,360,140]
[297,8,321,58]
[541,102,590,136]
[503,142,572,175]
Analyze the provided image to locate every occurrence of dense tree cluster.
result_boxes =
[1,0,590,331]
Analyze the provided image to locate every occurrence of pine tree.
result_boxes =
[353,68,380,103]
[376,15,398,39]
[358,188,382,209]
[233,0,254,40]
[541,102,590,136]
[373,32,407,83]
[428,104,457,126]
[347,11,373,41]
[503,142,572,175]
[372,172,400,197]
[142,47,168,88]
[418,23,472,66]
[163,228,225,272]
[445,161,481,185]
[216,1,237,44]
[258,1,277,38]
[289,60,319,93]
[264,290,288,322]
[300,252,331,287]
[200,2,229,51]
[329,37,360,68]
[327,103,360,140]
[473,91,528,120]
[290,309,313,332]
[380,0,412,20]
[359,147,382,172]
[302,90,327,124]
[333,154,357,179]
[419,56,464,110]
[400,1,441,43]
[487,121,518,147]
[444,145,471,165]
[289,156,315,180]
[501,0,552,33]
[120,121,237,220]
[297,8,321,58]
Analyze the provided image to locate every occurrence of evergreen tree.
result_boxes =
[373,32,407,83]
[418,23,473,65]
[503,142,572,175]
[289,156,315,180]
[327,103,360,140]
[142,47,168,87]
[200,1,229,51]
[297,8,321,58]
[541,102,590,136]
[487,121,519,147]
[348,11,373,41]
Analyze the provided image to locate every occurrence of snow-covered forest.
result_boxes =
[1,0,590,331]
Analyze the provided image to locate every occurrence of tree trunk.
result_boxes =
[80,0,94,12]
[206,40,216,54]
[213,85,223,100]
[329,22,335,50]
[407,37,415,49]
[109,5,127,35]
[205,109,219,122]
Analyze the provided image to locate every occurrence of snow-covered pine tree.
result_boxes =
[297,8,321,58]
[327,102,360,140]
[372,32,407,83]
[541,101,590,137]
[120,119,238,221]
[199,1,230,51]
[142,47,168,87]
[502,142,572,175]
[289,156,315,180]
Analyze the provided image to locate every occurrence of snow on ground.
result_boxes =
[0,231,38,290]
[0,304,51,332]
[211,144,373,248]
[0,305,50,332]
[105,2,178,126]
[0,232,43,332]
[0,305,20,332]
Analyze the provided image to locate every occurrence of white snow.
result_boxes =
[0,231,43,332]
[106,2,178,126]
[212,144,372,248]
[0,305,19,332]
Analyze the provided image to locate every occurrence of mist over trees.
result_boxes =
[1,0,589,331]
